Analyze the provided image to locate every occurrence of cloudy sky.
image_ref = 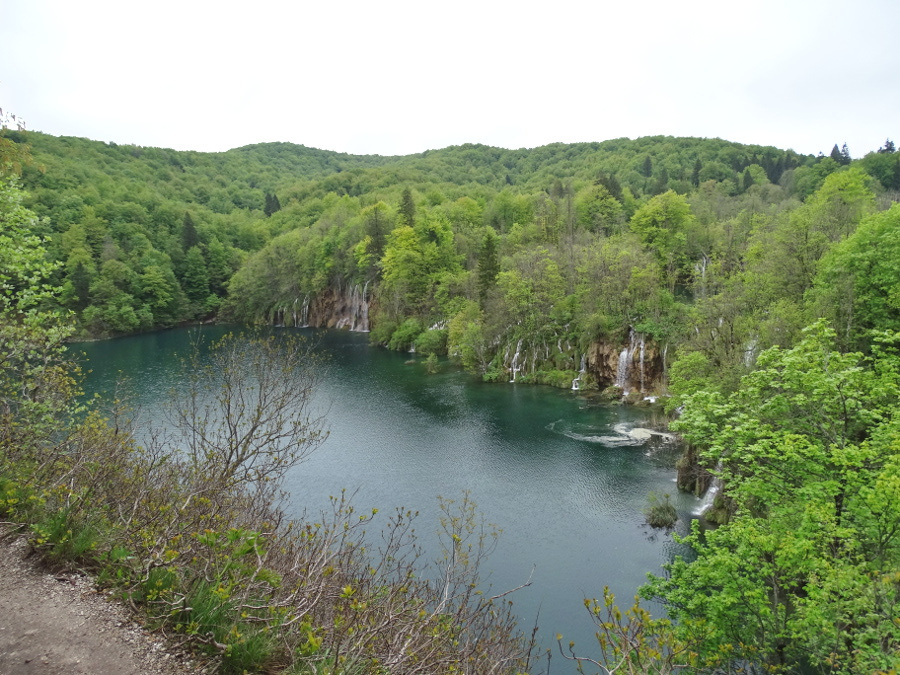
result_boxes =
[2,0,897,158]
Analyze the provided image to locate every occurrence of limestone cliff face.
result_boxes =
[307,285,371,331]
[271,283,373,332]
[586,331,666,394]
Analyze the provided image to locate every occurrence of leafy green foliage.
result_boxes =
[814,203,900,350]
[559,587,695,674]
[649,323,900,673]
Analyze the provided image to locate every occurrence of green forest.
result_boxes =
[2,127,899,673]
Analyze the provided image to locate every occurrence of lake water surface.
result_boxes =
[76,326,700,671]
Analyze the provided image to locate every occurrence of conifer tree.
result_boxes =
[398,187,416,228]
[182,212,199,251]
[594,172,623,202]
[830,144,843,164]
[691,159,702,187]
[741,167,754,192]
[840,143,852,165]
[264,192,282,217]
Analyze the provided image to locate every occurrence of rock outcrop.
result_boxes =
[271,283,373,332]
[586,330,666,394]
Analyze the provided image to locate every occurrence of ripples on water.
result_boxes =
[77,327,700,672]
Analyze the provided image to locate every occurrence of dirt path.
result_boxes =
[0,530,208,675]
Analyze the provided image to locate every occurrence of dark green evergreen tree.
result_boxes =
[652,167,669,195]
[691,159,702,187]
[182,212,199,251]
[830,144,843,164]
[594,172,623,201]
[641,155,653,177]
[398,188,416,228]
[878,138,896,153]
[264,192,282,217]
[742,167,754,192]
[840,143,852,165]
[364,202,389,261]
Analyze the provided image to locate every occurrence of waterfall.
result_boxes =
[509,339,524,383]
[359,280,370,332]
[614,329,650,394]
[695,463,724,515]
[615,329,636,391]
[301,296,310,327]
[662,342,668,389]
[335,283,371,332]
[615,346,629,390]
[571,354,587,391]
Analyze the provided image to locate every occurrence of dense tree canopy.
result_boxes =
[3,123,900,673]
[648,324,900,673]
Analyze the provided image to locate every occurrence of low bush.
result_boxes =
[0,331,535,674]
[644,492,677,529]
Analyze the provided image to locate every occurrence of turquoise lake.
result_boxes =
[76,326,701,670]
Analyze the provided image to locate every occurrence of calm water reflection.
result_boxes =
[76,326,699,671]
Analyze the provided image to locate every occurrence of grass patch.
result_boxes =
[644,492,677,528]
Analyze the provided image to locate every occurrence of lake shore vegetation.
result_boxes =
[0,168,537,673]
[3,128,900,672]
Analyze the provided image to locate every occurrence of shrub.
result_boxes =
[644,492,677,528]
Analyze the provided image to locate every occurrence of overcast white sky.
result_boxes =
[2,0,897,158]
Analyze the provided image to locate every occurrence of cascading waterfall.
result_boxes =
[615,329,649,394]
[277,295,311,328]
[695,462,724,515]
[301,296,310,327]
[335,282,371,332]
[615,329,635,391]
[571,354,587,391]
[359,280,370,331]
[508,339,524,383]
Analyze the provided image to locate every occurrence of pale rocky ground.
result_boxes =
[0,529,209,675]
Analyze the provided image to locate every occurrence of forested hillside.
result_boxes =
[7,129,899,398]
[3,127,900,673]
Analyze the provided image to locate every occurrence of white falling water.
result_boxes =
[695,463,724,515]
[571,354,587,391]
[335,283,371,332]
[662,342,668,387]
[615,329,650,394]
[615,329,636,391]
[615,347,629,391]
[301,296,310,327]
[359,281,370,331]
[509,339,524,383]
